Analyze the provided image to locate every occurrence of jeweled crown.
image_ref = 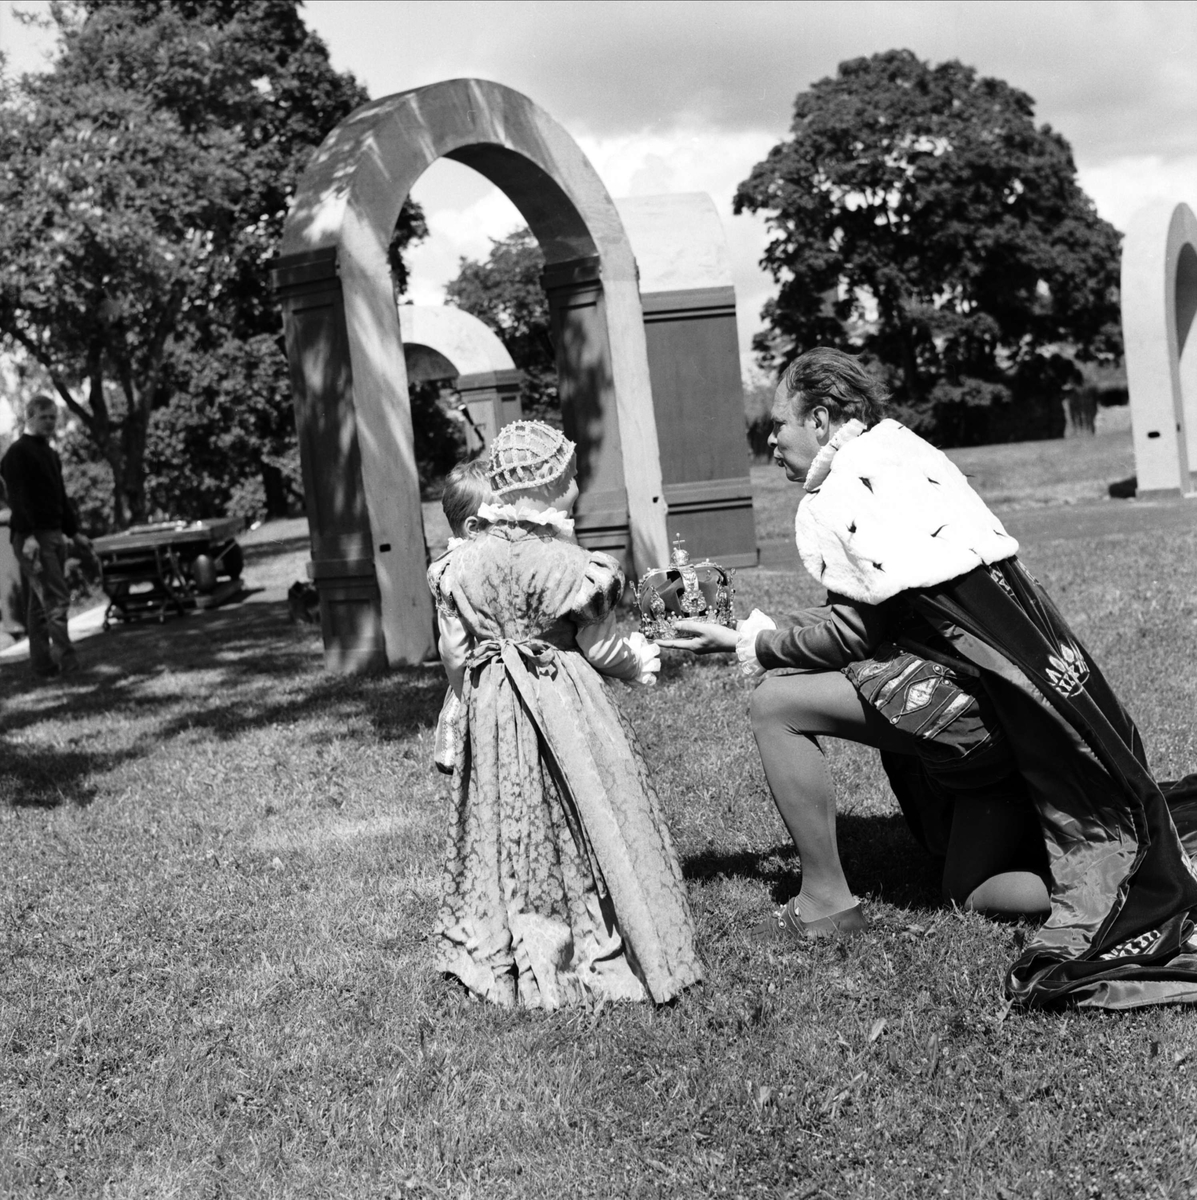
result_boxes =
[634,535,736,641]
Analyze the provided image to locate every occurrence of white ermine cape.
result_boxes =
[794,419,1018,605]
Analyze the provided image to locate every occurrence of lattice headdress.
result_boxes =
[487,421,576,497]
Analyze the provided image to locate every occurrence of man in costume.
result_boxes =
[663,348,1197,1010]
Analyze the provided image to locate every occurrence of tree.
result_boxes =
[0,1,425,529]
[445,228,560,425]
[734,50,1123,444]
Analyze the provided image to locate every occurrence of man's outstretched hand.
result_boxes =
[656,620,739,654]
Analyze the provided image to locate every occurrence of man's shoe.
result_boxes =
[32,665,61,680]
[59,657,80,675]
[752,898,868,943]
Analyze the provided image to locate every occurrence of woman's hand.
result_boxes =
[657,620,739,654]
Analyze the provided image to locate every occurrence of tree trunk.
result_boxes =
[262,461,288,520]
[119,407,149,526]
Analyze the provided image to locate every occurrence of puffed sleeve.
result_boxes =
[563,551,625,628]
[426,552,458,619]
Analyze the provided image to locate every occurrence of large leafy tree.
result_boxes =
[445,229,561,426]
[734,50,1123,444]
[0,0,424,528]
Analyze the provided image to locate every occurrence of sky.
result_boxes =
[3,0,1197,382]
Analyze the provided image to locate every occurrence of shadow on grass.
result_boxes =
[0,597,448,806]
[0,740,138,809]
[682,811,941,911]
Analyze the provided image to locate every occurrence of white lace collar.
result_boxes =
[477,501,575,537]
[803,419,867,492]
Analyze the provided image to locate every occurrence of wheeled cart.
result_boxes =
[92,517,246,629]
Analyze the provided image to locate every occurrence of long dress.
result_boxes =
[430,516,703,1008]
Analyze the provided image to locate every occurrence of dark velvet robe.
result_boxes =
[890,558,1197,1010]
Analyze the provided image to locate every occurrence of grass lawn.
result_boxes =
[4,428,1197,1198]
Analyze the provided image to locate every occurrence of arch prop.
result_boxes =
[1122,201,1197,498]
[273,79,669,671]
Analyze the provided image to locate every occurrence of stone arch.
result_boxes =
[1122,201,1197,497]
[273,79,668,670]
[398,306,522,454]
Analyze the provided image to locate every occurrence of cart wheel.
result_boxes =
[191,554,218,593]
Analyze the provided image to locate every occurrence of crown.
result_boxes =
[634,535,736,641]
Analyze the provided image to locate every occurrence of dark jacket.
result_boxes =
[0,433,78,541]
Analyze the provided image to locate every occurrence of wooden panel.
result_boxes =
[639,299,756,565]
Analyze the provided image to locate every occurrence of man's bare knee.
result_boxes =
[750,675,793,736]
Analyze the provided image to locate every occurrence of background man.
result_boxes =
[0,395,91,677]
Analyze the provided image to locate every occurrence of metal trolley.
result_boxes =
[91,517,246,630]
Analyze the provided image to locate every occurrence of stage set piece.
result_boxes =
[1122,200,1197,498]
[273,79,755,673]
[91,517,246,629]
[615,193,757,568]
[399,306,523,455]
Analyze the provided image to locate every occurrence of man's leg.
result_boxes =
[37,532,75,670]
[942,792,1049,917]
[16,533,55,676]
[750,671,912,922]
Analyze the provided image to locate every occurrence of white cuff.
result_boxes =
[735,609,776,679]
[626,630,660,686]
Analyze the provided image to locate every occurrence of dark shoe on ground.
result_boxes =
[58,656,81,675]
[32,664,61,680]
[752,898,868,944]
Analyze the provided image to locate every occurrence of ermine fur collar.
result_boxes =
[795,419,1018,605]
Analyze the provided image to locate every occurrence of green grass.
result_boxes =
[4,430,1197,1199]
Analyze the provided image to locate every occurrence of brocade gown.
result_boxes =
[429,517,703,1008]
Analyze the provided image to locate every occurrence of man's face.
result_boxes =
[768,386,822,483]
[27,404,58,439]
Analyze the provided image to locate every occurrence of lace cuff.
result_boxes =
[736,609,777,679]
[625,630,661,686]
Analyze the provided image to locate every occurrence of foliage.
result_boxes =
[0,0,425,530]
[145,333,302,521]
[410,380,466,495]
[445,228,561,426]
[3,446,1197,1195]
[734,50,1123,445]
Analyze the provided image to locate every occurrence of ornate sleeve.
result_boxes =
[563,551,626,628]
[426,552,459,620]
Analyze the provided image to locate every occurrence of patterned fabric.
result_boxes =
[431,518,703,1008]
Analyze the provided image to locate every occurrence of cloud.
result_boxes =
[1079,156,1197,232]
[303,0,1197,163]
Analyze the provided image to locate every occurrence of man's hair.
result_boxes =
[441,457,492,537]
[25,394,57,420]
[779,348,888,428]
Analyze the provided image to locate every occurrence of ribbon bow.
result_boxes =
[468,637,559,680]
